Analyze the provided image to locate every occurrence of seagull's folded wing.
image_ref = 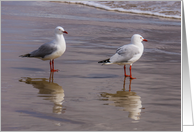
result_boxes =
[110,44,140,63]
[30,41,58,58]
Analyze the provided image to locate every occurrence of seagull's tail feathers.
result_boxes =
[19,54,31,57]
[98,58,112,65]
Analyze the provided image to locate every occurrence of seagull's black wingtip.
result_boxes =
[98,58,110,63]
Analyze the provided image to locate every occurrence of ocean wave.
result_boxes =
[64,1,181,19]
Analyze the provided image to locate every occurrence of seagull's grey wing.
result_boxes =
[30,41,57,58]
[110,44,140,63]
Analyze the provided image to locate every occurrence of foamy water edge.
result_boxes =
[63,1,181,20]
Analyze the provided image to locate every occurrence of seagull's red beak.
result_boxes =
[143,39,148,42]
[63,31,68,34]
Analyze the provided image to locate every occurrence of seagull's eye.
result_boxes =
[140,37,142,39]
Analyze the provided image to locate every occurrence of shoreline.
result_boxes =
[54,1,181,20]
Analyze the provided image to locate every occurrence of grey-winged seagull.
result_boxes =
[98,34,148,79]
[20,26,68,72]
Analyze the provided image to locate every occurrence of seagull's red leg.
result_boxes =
[124,65,130,77]
[129,65,136,79]
[50,60,53,72]
[51,59,59,72]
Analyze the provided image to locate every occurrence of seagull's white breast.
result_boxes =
[42,35,66,60]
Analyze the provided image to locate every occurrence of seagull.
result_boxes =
[98,34,148,79]
[20,26,68,72]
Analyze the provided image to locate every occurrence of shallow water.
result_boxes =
[1,1,181,131]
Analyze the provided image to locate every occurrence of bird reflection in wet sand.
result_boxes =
[101,78,142,121]
[19,72,65,114]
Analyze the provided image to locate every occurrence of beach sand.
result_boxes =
[1,1,181,131]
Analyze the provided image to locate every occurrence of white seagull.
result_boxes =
[98,34,148,79]
[20,26,68,72]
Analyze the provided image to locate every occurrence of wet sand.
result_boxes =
[1,1,181,131]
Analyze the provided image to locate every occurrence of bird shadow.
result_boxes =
[19,72,66,114]
[100,77,144,122]
[12,67,45,71]
[57,73,119,79]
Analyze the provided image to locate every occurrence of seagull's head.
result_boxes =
[131,34,147,44]
[55,26,68,35]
